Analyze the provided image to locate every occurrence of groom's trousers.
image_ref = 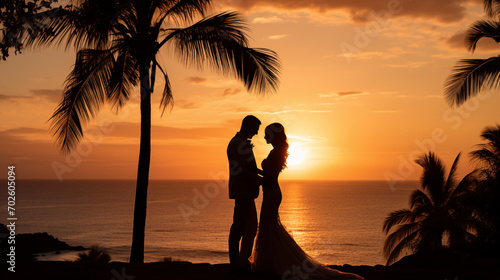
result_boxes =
[229,198,257,268]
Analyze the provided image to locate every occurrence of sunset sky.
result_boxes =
[1,0,500,185]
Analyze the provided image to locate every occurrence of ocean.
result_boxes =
[1,179,416,265]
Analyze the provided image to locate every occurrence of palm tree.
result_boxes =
[383,152,478,265]
[444,0,500,106]
[470,124,500,251]
[23,0,280,263]
[484,0,500,18]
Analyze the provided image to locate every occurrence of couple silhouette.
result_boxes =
[227,115,364,279]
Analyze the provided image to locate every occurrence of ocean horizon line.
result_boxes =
[2,178,420,182]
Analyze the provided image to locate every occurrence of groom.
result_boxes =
[227,115,263,273]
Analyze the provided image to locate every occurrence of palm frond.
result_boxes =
[49,49,115,153]
[383,209,416,234]
[22,7,76,49]
[409,189,433,210]
[383,222,420,265]
[163,11,248,50]
[167,11,281,94]
[385,230,420,266]
[447,170,478,202]
[447,207,480,249]
[157,0,212,24]
[416,152,446,205]
[480,124,500,153]
[155,60,174,115]
[107,43,139,110]
[470,124,500,177]
[481,123,500,140]
[484,0,500,18]
[465,20,500,52]
[471,148,500,167]
[444,56,500,106]
[229,46,281,94]
[444,153,461,198]
[24,0,127,51]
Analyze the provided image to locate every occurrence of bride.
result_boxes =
[250,123,364,280]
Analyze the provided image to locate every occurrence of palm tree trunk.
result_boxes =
[130,60,151,263]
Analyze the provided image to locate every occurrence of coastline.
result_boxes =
[3,259,499,280]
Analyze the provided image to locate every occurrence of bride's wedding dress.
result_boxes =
[250,149,364,280]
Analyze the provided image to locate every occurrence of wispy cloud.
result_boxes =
[187,76,207,84]
[222,0,471,24]
[320,91,367,98]
[31,89,62,102]
[252,16,284,23]
[338,51,399,60]
[386,61,429,68]
[0,89,63,103]
[257,109,331,114]
[87,122,234,142]
[0,94,31,101]
[1,127,51,141]
[176,100,200,109]
[223,88,242,96]
[186,76,238,88]
[269,34,287,40]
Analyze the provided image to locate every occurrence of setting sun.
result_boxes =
[287,142,309,167]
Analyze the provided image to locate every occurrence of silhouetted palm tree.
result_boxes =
[444,0,500,106]
[23,0,280,263]
[383,152,478,265]
[484,0,500,18]
[470,124,500,251]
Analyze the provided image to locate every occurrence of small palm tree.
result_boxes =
[22,0,280,263]
[444,0,500,106]
[383,152,478,265]
[75,245,111,265]
[470,124,500,250]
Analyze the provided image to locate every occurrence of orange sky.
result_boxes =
[1,0,500,185]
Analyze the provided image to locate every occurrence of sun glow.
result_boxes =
[287,143,309,167]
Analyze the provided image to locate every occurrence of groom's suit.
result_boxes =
[228,132,261,199]
[227,132,261,269]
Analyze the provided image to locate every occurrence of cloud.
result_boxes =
[0,94,31,101]
[268,34,287,40]
[386,61,429,68]
[0,127,51,142]
[187,76,238,88]
[0,89,63,103]
[31,89,63,102]
[222,88,242,96]
[176,100,200,109]
[250,109,331,115]
[445,30,499,52]
[338,51,399,60]
[3,127,47,135]
[90,122,234,141]
[320,91,367,98]
[337,91,366,97]
[187,76,207,84]
[252,16,284,23]
[221,0,471,23]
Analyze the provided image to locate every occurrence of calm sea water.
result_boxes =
[1,179,416,265]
